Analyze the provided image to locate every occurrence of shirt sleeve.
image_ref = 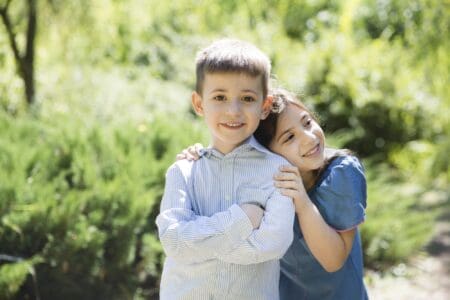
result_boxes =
[216,189,295,265]
[156,163,254,263]
[314,156,367,231]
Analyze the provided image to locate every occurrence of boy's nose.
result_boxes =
[227,100,242,115]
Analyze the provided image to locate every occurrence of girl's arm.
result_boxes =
[274,165,355,272]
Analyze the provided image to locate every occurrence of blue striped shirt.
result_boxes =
[156,136,295,300]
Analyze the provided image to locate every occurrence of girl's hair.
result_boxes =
[254,87,352,180]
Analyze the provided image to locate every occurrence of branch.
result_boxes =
[0,0,25,77]
[25,0,36,64]
[0,253,24,262]
[0,0,13,12]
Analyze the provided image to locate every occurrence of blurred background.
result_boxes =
[0,0,448,299]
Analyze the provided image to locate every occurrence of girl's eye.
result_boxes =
[283,134,294,144]
[213,95,226,101]
[242,96,255,102]
[304,119,312,127]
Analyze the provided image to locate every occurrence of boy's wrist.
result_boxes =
[240,203,264,229]
[243,201,265,210]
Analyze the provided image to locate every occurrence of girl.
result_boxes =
[178,87,368,300]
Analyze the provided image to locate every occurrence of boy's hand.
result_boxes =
[274,165,309,213]
[175,143,204,161]
[240,203,264,229]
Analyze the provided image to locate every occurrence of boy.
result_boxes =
[156,39,295,300]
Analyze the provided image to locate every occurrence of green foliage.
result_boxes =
[361,166,437,269]
[280,0,341,42]
[0,258,41,299]
[0,109,207,298]
[1,0,448,298]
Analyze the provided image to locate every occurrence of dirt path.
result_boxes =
[366,206,450,300]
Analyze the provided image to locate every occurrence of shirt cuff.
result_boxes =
[224,204,254,245]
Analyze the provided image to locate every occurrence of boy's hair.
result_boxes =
[195,39,271,98]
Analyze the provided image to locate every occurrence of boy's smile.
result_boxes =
[192,72,271,154]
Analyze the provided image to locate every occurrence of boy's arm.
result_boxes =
[156,163,254,263]
[215,189,295,264]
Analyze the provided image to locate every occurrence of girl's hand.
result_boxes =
[175,143,204,161]
[273,165,309,212]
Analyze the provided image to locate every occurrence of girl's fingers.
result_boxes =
[176,153,186,160]
[183,149,196,161]
[274,180,299,190]
[187,146,197,156]
[194,143,204,152]
[277,188,297,200]
[274,171,300,181]
[176,143,204,161]
[279,165,300,176]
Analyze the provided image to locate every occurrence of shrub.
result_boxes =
[0,110,207,299]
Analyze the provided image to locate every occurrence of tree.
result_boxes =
[0,0,37,106]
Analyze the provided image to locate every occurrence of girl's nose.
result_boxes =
[299,129,316,145]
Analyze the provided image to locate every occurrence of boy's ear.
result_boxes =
[261,95,273,120]
[191,91,204,116]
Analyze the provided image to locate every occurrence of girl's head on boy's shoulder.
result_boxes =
[254,87,351,187]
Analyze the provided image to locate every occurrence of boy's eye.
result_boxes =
[304,119,312,127]
[242,96,255,102]
[213,95,226,101]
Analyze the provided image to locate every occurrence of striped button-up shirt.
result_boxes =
[156,136,295,300]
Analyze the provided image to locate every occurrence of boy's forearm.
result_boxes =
[157,204,254,263]
[216,194,295,265]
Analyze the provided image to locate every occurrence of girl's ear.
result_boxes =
[261,95,273,120]
[191,91,204,116]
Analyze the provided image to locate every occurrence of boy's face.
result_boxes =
[192,72,272,154]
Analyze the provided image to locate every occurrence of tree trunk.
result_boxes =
[0,0,37,106]
[24,0,37,105]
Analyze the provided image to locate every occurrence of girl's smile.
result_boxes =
[269,103,325,176]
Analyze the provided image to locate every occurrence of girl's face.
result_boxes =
[269,103,325,174]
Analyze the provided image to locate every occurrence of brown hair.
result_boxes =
[195,39,271,98]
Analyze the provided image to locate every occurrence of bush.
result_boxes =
[360,164,437,270]
[0,110,207,299]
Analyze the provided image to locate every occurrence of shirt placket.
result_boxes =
[217,154,236,298]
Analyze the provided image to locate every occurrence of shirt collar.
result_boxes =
[199,135,272,158]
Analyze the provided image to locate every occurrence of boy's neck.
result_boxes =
[210,136,252,155]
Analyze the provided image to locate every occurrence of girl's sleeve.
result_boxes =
[314,156,367,231]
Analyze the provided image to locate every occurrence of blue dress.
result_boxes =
[279,155,368,300]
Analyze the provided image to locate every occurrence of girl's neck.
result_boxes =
[301,170,319,191]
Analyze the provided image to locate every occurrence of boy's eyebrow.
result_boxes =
[209,88,257,94]
[210,88,226,93]
[241,89,258,94]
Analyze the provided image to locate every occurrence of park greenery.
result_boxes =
[0,0,449,299]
